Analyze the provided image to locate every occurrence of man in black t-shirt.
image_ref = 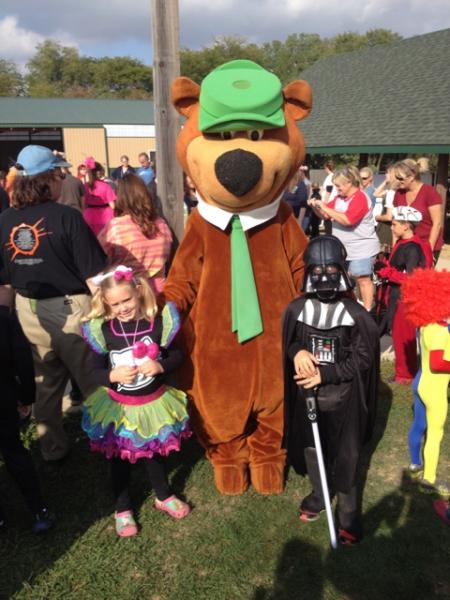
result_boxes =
[0,145,107,462]
[0,186,9,213]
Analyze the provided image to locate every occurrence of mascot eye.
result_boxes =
[247,130,264,141]
[220,131,236,140]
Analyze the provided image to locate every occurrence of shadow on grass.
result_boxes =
[252,537,324,600]
[0,415,111,599]
[252,473,450,600]
[357,378,393,511]
[0,412,204,599]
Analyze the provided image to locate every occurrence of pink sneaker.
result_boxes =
[114,510,138,537]
[154,495,191,519]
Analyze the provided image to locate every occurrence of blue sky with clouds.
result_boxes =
[1,0,449,69]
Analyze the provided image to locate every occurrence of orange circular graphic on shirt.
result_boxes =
[7,218,51,261]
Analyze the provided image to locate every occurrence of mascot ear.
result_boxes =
[171,77,200,117]
[283,80,313,122]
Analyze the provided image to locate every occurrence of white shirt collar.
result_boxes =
[196,192,282,232]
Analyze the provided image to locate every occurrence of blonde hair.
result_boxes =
[84,271,157,322]
[359,166,374,180]
[332,165,362,188]
[393,157,429,181]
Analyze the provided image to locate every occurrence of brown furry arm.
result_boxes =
[163,214,204,318]
[281,208,308,294]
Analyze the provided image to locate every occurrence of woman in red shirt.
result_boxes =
[392,158,443,260]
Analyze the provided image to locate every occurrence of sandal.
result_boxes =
[299,508,325,523]
[115,510,138,537]
[154,495,190,520]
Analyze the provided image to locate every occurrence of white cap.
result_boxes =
[392,206,422,223]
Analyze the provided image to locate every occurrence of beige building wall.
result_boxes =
[107,137,156,170]
[62,127,108,172]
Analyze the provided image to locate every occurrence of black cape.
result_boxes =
[282,295,380,492]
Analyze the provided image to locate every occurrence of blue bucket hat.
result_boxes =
[16,145,72,176]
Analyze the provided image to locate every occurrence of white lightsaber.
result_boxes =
[306,392,338,550]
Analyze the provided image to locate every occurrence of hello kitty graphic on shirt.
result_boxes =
[109,335,159,392]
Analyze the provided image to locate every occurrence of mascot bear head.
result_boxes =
[171,59,312,212]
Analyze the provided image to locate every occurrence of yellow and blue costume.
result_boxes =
[402,269,450,491]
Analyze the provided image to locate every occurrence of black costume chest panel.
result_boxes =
[102,317,163,396]
[295,322,353,364]
[390,241,424,272]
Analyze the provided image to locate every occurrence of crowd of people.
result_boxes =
[0,145,448,540]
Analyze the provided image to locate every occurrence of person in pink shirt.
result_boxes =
[98,174,172,295]
[392,158,443,261]
[83,158,116,237]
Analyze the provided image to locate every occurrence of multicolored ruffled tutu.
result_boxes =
[82,385,191,463]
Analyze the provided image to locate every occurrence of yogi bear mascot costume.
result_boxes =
[164,60,312,495]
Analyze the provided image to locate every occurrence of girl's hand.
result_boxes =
[295,371,322,389]
[110,366,138,384]
[293,350,319,378]
[138,359,164,377]
[17,403,32,418]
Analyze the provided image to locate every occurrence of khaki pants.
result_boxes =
[16,293,92,461]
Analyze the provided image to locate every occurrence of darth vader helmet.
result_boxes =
[302,235,354,301]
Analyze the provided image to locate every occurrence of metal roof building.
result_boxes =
[0,98,155,171]
[300,28,450,155]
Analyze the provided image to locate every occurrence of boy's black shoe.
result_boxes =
[299,492,326,522]
[32,507,54,534]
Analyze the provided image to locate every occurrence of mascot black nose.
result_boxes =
[214,149,263,197]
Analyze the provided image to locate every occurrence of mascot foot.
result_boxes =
[213,464,249,495]
[250,462,285,495]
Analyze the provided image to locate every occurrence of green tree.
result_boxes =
[181,36,265,83]
[25,40,152,98]
[91,56,153,98]
[328,29,402,56]
[330,32,369,55]
[366,29,402,47]
[262,33,327,82]
[26,40,79,96]
[0,59,23,96]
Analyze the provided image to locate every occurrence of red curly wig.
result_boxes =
[402,269,450,327]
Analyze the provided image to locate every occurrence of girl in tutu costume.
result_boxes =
[81,265,191,537]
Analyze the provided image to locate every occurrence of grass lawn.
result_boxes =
[1,362,449,600]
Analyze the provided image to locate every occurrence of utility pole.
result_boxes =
[151,0,184,242]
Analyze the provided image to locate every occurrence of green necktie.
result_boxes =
[230,215,263,343]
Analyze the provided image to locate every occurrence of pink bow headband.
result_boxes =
[114,270,133,282]
[91,266,134,287]
[84,157,96,169]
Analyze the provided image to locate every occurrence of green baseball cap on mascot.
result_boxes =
[199,59,285,133]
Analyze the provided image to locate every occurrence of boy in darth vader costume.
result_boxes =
[282,235,379,545]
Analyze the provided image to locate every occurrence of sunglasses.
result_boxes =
[395,174,409,182]
[361,176,371,181]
